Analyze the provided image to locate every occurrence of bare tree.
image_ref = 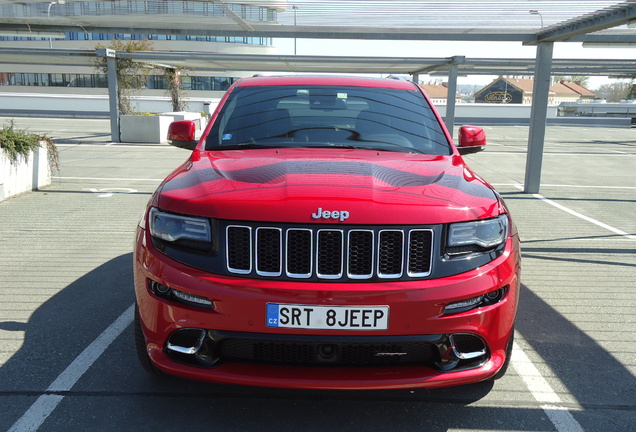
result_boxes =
[594,81,633,102]
[553,76,591,87]
[164,67,189,112]
[94,39,154,115]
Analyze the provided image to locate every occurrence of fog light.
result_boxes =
[485,290,502,301]
[153,281,171,295]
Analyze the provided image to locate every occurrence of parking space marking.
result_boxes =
[83,187,139,198]
[56,144,168,149]
[512,185,636,240]
[493,183,636,190]
[53,176,164,182]
[512,342,584,432]
[8,305,134,432]
[484,152,633,156]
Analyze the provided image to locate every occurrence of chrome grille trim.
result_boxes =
[226,225,252,274]
[255,227,282,277]
[347,229,374,279]
[316,229,344,279]
[377,229,404,278]
[286,228,313,278]
[226,225,433,280]
[408,229,434,277]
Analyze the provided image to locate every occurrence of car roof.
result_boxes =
[236,75,419,90]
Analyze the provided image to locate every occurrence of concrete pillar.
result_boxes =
[444,61,460,135]
[97,48,120,143]
[524,42,554,193]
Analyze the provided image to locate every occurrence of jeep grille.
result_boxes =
[226,225,433,280]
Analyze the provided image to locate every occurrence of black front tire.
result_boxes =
[492,329,514,380]
[134,304,163,376]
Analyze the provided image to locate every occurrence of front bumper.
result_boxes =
[134,226,520,390]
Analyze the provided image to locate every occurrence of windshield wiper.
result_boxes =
[210,143,283,150]
[300,143,361,149]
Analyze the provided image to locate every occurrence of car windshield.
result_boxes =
[205,84,452,155]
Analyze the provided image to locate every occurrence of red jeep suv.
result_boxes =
[133,75,520,390]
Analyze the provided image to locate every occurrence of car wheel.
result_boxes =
[134,304,163,376]
[491,328,514,380]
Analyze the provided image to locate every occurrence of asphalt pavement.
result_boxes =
[0,117,635,432]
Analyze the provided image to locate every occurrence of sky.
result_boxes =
[272,38,636,90]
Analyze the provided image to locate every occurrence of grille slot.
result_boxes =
[317,230,344,279]
[226,224,434,281]
[348,230,374,278]
[286,229,313,278]
[256,227,282,276]
[378,230,404,278]
[408,230,434,276]
[226,226,252,274]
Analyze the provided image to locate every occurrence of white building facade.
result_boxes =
[0,1,287,100]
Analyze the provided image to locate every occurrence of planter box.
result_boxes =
[120,115,175,143]
[0,143,51,202]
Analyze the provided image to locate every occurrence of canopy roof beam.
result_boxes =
[526,1,636,44]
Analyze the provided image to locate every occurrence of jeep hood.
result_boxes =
[155,148,501,225]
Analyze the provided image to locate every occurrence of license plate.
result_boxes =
[266,303,389,330]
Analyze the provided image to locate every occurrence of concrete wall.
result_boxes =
[2,94,629,127]
[1,93,558,120]
[0,144,51,202]
[435,103,558,120]
[0,92,222,118]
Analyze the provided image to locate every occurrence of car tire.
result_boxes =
[134,304,163,376]
[491,328,514,380]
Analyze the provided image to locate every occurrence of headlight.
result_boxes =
[448,215,508,249]
[149,207,212,249]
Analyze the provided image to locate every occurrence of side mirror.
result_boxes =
[167,120,198,150]
[458,125,486,155]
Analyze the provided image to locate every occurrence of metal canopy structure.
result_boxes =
[1,0,636,45]
[1,1,636,194]
[2,48,636,78]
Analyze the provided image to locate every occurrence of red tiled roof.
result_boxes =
[551,82,579,96]
[420,84,449,98]
[559,81,596,97]
[477,77,596,98]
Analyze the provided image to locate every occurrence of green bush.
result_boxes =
[0,120,60,172]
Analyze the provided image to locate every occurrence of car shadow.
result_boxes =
[516,283,636,410]
[1,250,635,431]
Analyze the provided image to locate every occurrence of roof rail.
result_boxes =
[387,75,410,81]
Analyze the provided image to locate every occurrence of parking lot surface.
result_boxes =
[1,117,635,432]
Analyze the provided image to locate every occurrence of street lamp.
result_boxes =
[47,0,66,49]
[529,10,544,28]
[293,4,299,55]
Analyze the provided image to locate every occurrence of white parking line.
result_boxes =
[53,176,164,182]
[484,151,633,156]
[506,183,636,432]
[493,183,636,190]
[8,304,134,432]
[512,342,584,432]
[512,184,636,240]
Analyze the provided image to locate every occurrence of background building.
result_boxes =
[552,81,597,103]
[0,0,286,99]
[419,83,461,105]
[475,77,596,104]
